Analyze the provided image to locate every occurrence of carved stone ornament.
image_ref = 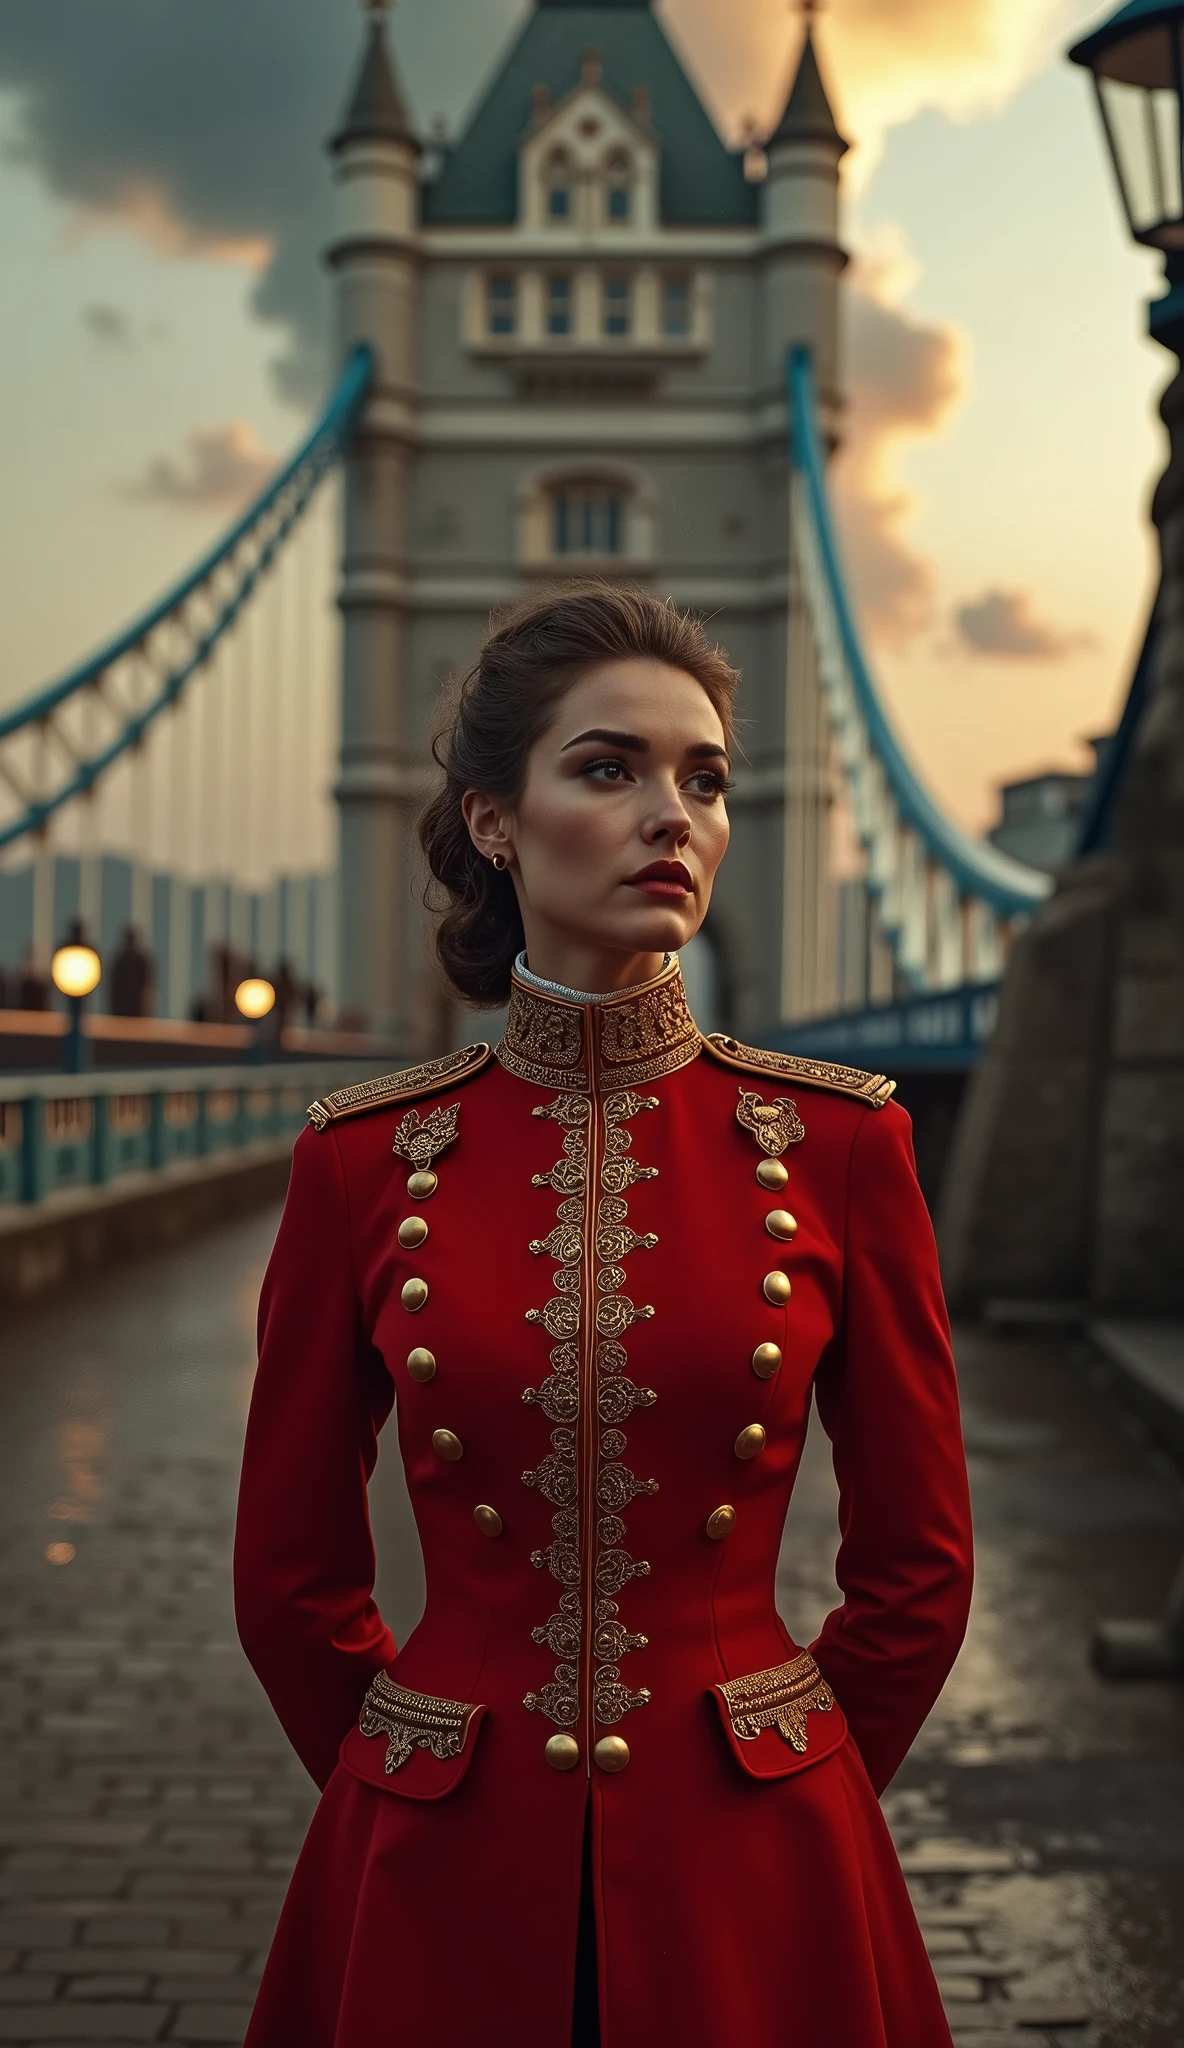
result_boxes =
[735,1087,806,1159]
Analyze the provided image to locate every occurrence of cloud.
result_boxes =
[0,1,357,401]
[954,587,1097,659]
[124,421,277,510]
[0,1,521,403]
[667,0,1074,173]
[80,302,133,348]
[831,239,968,647]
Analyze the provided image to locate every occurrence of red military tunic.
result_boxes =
[235,960,973,2048]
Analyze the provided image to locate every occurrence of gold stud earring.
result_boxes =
[490,854,508,872]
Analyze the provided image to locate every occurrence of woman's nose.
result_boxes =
[643,792,693,846]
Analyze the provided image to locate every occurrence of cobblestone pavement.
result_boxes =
[0,1207,1181,2046]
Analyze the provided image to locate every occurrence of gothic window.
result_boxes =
[551,483,625,557]
[486,273,517,337]
[662,274,691,339]
[546,274,573,338]
[603,274,631,339]
[604,151,633,224]
[545,151,573,222]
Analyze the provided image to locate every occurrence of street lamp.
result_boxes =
[51,920,102,1075]
[235,974,276,1064]
[234,977,276,1021]
[1070,1,1184,344]
[1070,0,1184,1678]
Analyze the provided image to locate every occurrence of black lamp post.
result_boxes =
[1070,0,1184,347]
[1069,0,1184,1677]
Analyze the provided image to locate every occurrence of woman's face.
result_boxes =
[463,658,732,992]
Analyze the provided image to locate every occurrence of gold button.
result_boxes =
[751,1342,782,1380]
[765,1210,798,1241]
[406,1347,437,1384]
[762,1271,791,1306]
[756,1158,789,1191]
[545,1733,580,1772]
[398,1216,429,1249]
[734,1424,766,1461]
[432,1428,463,1462]
[406,1170,438,1200]
[474,1504,503,1537]
[402,1278,429,1313]
[594,1736,630,1774]
[706,1505,736,1540]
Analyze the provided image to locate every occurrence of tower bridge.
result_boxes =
[0,0,1122,1078]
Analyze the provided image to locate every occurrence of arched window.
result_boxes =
[551,481,626,558]
[603,151,633,224]
[545,151,573,222]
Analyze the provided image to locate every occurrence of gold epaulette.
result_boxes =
[702,1034,895,1109]
[306,1043,494,1132]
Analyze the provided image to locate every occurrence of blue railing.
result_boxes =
[0,1061,376,1208]
[0,346,374,851]
[789,348,1049,920]
[769,980,1001,1072]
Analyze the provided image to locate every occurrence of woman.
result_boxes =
[235,586,973,2048]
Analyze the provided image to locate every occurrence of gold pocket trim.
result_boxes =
[358,1672,481,1776]
[717,1651,835,1755]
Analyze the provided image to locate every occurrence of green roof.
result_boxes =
[423,1,757,226]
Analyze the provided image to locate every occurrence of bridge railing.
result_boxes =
[0,1061,374,1208]
[788,347,1051,994]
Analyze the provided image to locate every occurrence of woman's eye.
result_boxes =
[582,756,631,783]
[685,770,731,799]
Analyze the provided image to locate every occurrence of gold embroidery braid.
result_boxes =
[522,1088,661,1737]
[523,1095,589,1731]
[592,1089,659,1731]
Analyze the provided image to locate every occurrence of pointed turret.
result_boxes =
[325,4,422,1037]
[769,26,847,157]
[331,7,419,156]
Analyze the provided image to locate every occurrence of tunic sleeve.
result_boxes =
[234,1125,396,1788]
[809,1101,973,1796]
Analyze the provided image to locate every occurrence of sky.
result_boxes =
[0,0,1170,844]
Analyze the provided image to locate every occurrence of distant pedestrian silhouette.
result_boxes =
[17,945,50,1012]
[110,926,154,1018]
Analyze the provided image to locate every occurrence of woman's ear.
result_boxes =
[461,790,515,870]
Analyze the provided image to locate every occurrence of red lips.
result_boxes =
[626,861,693,898]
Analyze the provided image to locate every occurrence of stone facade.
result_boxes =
[328,0,846,1045]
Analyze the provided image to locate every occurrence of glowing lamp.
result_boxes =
[51,943,102,1000]
[1070,2,1184,344]
[235,977,276,1021]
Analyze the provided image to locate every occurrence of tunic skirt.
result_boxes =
[234,961,973,2048]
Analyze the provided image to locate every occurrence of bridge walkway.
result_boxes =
[0,1215,1181,2045]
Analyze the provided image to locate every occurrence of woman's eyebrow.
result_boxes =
[559,731,729,762]
[560,728,649,753]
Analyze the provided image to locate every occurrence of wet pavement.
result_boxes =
[0,1206,1181,2046]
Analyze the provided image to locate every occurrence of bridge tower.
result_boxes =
[326,1,421,1039]
[763,17,849,1023]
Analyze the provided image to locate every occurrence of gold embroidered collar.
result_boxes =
[497,957,702,1094]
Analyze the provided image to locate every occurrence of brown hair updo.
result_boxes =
[419,583,740,1007]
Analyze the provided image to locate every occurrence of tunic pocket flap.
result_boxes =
[339,1671,486,1802]
[710,1651,846,1781]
